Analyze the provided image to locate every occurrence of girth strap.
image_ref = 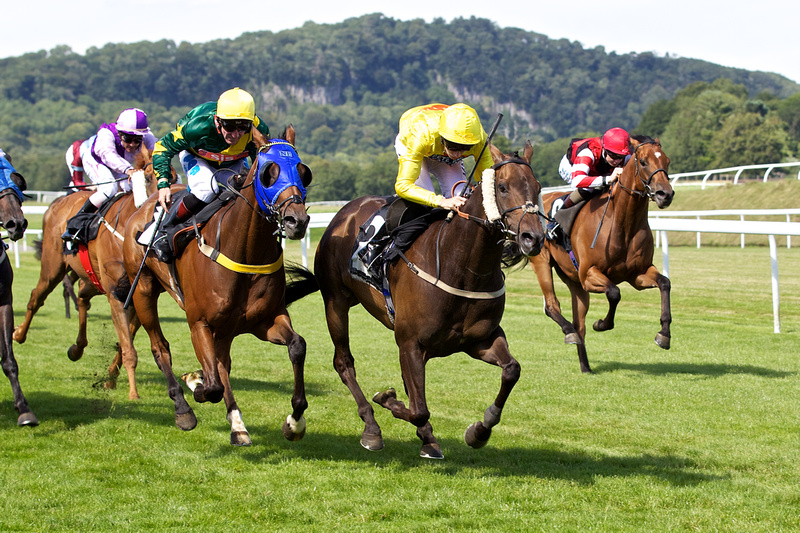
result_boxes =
[397,250,505,300]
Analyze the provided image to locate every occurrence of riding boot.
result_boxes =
[61,199,98,241]
[151,196,207,263]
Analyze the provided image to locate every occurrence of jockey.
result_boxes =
[65,139,87,191]
[546,127,631,238]
[61,108,157,240]
[151,87,270,261]
[394,103,493,211]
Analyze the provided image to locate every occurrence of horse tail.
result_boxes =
[284,263,319,306]
[33,239,43,261]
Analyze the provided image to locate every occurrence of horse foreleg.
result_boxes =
[374,339,441,459]
[582,266,620,333]
[0,302,38,427]
[567,278,593,373]
[325,298,384,452]
[188,321,224,404]
[463,327,520,451]
[134,275,196,431]
[105,298,140,399]
[266,313,308,442]
[634,266,672,350]
[531,255,580,344]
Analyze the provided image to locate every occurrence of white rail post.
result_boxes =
[769,235,780,334]
[740,214,745,248]
[660,231,669,278]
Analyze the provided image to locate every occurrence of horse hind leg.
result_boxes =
[569,281,593,373]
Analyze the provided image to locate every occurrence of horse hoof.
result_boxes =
[464,421,491,449]
[67,345,83,362]
[593,319,613,332]
[103,379,117,390]
[360,432,384,451]
[420,443,444,459]
[564,333,581,345]
[231,431,252,446]
[655,333,671,350]
[282,415,306,441]
[175,410,197,431]
[372,388,396,406]
[12,328,26,344]
[17,412,39,427]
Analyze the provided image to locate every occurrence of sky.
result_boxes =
[2,0,799,84]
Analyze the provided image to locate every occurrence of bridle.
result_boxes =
[615,140,669,201]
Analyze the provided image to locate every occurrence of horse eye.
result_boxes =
[498,184,508,194]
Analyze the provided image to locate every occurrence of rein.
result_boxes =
[404,156,537,300]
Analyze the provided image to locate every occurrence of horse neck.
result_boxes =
[612,165,651,230]
[440,187,504,279]
[213,183,281,259]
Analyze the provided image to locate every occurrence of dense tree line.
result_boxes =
[0,14,798,197]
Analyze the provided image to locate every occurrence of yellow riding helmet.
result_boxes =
[216,87,256,121]
[439,103,483,146]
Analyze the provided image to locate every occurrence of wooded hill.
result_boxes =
[1,13,799,198]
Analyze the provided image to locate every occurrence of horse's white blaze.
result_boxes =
[655,151,662,158]
[229,409,247,434]
[286,414,306,434]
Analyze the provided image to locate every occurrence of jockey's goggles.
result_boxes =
[218,118,253,132]
[442,137,474,153]
[120,133,143,144]
[604,150,625,162]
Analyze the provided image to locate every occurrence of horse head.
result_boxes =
[251,125,312,240]
[0,170,28,241]
[481,141,544,257]
[626,136,674,209]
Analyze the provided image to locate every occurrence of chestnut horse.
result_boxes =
[14,147,161,399]
[310,142,543,459]
[122,126,312,446]
[531,135,674,373]
[0,166,37,425]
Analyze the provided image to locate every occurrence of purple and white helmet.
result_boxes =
[115,108,151,135]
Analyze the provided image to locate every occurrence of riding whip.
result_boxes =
[124,208,165,309]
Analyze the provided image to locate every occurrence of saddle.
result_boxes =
[350,196,448,320]
[63,193,124,254]
[141,189,236,260]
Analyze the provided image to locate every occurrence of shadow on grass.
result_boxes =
[217,425,721,487]
[592,360,793,378]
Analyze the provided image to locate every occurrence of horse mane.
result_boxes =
[631,134,659,146]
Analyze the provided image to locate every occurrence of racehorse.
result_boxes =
[309,141,543,459]
[0,168,38,425]
[531,135,674,373]
[13,147,162,399]
[122,126,313,446]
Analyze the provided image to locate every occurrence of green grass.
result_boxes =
[1,238,799,531]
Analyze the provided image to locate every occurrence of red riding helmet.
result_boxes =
[602,127,630,156]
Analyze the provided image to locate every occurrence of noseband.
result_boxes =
[490,157,540,238]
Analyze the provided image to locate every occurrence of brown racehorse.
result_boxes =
[122,126,312,446]
[309,142,544,459]
[13,147,162,399]
[531,135,674,373]
[0,166,38,425]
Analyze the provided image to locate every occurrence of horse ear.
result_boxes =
[488,142,503,164]
[284,124,296,145]
[522,140,533,163]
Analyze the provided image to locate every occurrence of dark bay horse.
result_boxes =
[531,135,674,373]
[122,126,312,445]
[0,165,37,425]
[14,147,161,399]
[311,142,544,459]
